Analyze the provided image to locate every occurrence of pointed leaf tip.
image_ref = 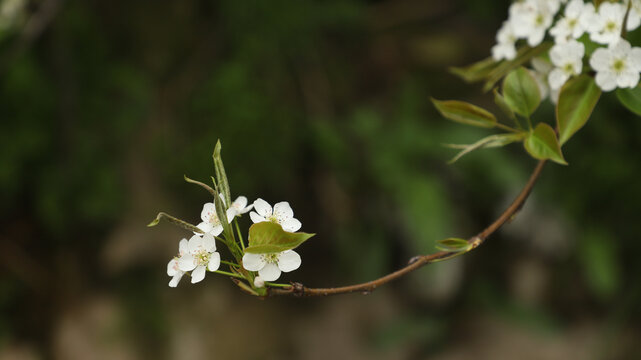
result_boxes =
[524,123,567,165]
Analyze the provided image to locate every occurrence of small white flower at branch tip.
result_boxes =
[509,0,556,47]
[586,2,626,45]
[548,40,585,90]
[242,250,301,282]
[590,39,641,92]
[549,0,592,43]
[249,198,302,233]
[492,21,517,61]
[167,238,189,288]
[253,276,265,288]
[178,233,221,284]
[197,194,235,236]
[230,196,254,217]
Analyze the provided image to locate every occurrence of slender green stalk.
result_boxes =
[525,115,533,131]
[213,270,245,279]
[495,122,520,133]
[220,260,240,267]
[266,282,293,288]
[235,220,245,251]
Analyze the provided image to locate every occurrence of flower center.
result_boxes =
[563,63,575,74]
[267,215,279,223]
[208,213,221,225]
[261,253,279,264]
[535,14,544,26]
[568,18,577,29]
[196,250,211,266]
[605,21,617,32]
[613,58,626,72]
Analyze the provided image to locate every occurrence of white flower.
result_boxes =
[586,2,626,45]
[549,0,591,43]
[167,238,189,288]
[627,0,641,32]
[530,57,553,100]
[230,196,254,217]
[492,21,518,61]
[249,198,302,232]
[242,250,301,282]
[177,234,221,284]
[548,40,584,90]
[509,0,556,47]
[590,39,641,92]
[197,194,235,236]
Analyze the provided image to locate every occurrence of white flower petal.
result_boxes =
[202,233,216,252]
[590,48,611,71]
[242,253,266,271]
[249,211,266,224]
[208,252,221,272]
[191,265,207,283]
[178,255,197,271]
[178,239,189,256]
[197,222,213,234]
[200,203,216,222]
[273,202,294,221]
[225,208,236,223]
[281,218,302,233]
[167,259,179,276]
[277,250,301,272]
[595,71,617,91]
[548,68,569,90]
[258,263,281,281]
[629,47,641,71]
[233,196,248,210]
[188,235,204,254]
[169,273,183,288]
[253,198,272,217]
[210,224,224,236]
[253,276,265,288]
[240,204,254,214]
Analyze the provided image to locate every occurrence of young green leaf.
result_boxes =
[436,238,472,252]
[556,74,601,145]
[449,57,500,83]
[213,140,232,207]
[493,88,517,122]
[502,67,541,117]
[245,222,315,254]
[147,212,203,233]
[483,42,552,92]
[431,98,497,128]
[524,123,567,165]
[616,86,641,116]
[445,132,525,163]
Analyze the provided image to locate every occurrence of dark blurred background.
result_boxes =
[1,0,640,359]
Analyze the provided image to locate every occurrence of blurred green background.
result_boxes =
[1,0,640,359]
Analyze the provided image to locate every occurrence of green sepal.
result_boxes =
[245,222,315,254]
[616,86,641,117]
[431,98,497,128]
[184,175,217,197]
[436,238,472,252]
[147,212,203,233]
[445,132,525,163]
[556,74,601,145]
[213,140,232,207]
[524,123,567,165]
[502,67,541,117]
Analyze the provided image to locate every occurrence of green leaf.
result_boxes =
[436,238,472,252]
[147,212,203,233]
[213,182,235,244]
[184,175,217,197]
[556,74,601,145]
[502,67,541,117]
[616,86,641,116]
[445,132,525,163]
[493,88,517,122]
[449,57,500,83]
[431,98,497,128]
[483,42,552,92]
[213,140,231,207]
[245,222,315,253]
[524,123,567,165]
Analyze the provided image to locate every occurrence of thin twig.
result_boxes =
[267,160,546,297]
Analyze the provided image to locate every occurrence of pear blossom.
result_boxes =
[590,39,641,91]
[530,57,553,101]
[197,195,236,236]
[253,276,265,288]
[586,2,626,45]
[249,198,302,232]
[627,0,641,32]
[548,40,585,90]
[492,21,518,61]
[549,0,592,43]
[242,250,301,281]
[178,233,221,284]
[509,0,556,47]
[229,196,253,217]
[167,238,189,287]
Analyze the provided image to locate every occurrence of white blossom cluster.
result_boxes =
[492,0,641,94]
[167,196,303,287]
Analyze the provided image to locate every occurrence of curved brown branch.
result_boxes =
[267,160,546,297]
